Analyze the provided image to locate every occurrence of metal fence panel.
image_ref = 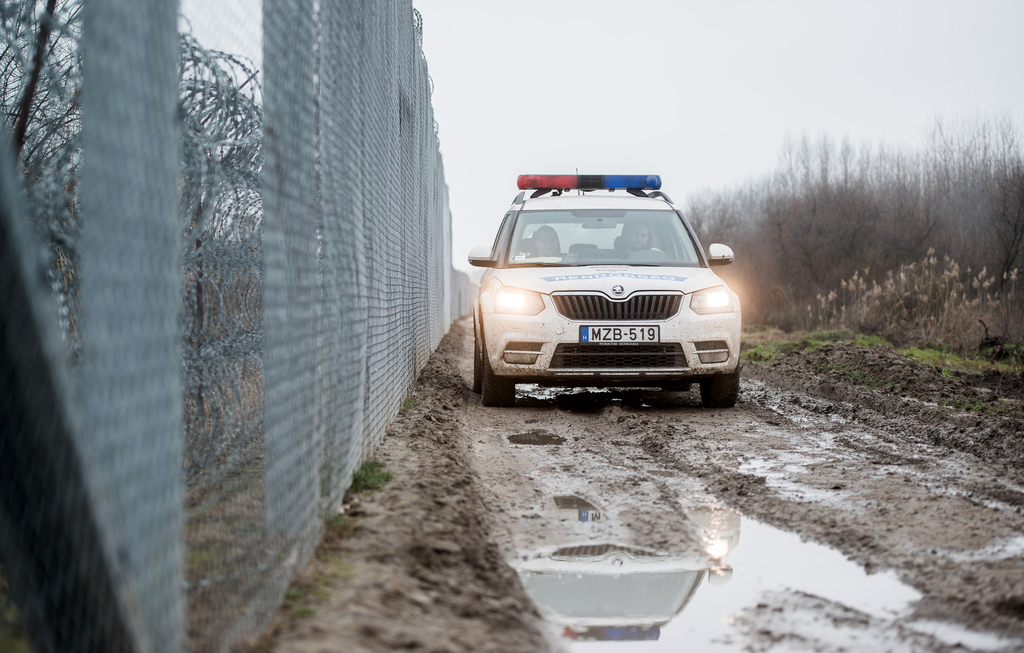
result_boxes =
[0,0,470,650]
[77,1,185,650]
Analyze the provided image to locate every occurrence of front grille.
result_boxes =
[551,544,662,561]
[550,343,686,369]
[552,293,682,321]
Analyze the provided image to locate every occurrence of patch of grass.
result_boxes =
[744,322,1022,376]
[350,459,391,494]
[845,370,882,389]
[902,344,1023,375]
[291,605,316,618]
[940,398,1018,417]
[852,334,892,348]
[817,360,900,391]
[740,343,781,365]
[321,558,352,582]
[741,324,787,345]
[901,347,982,374]
[400,395,420,412]
[324,514,357,540]
[796,329,893,350]
[741,328,892,365]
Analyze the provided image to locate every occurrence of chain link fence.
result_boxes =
[1,1,473,650]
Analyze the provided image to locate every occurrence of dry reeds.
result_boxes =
[805,249,1021,354]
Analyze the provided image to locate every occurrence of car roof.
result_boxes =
[516,192,673,212]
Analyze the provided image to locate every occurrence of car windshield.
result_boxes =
[506,210,702,267]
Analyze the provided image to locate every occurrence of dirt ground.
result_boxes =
[256,319,1024,652]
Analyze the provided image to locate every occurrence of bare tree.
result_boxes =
[685,115,1023,329]
[991,159,1024,286]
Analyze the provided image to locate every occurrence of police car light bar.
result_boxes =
[517,174,662,191]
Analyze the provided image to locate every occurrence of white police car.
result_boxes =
[469,174,741,408]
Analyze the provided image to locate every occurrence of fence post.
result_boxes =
[78,0,185,650]
[262,0,321,544]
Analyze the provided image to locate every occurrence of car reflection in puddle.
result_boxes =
[517,507,740,643]
[551,495,603,522]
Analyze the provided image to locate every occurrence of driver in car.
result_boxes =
[622,222,661,257]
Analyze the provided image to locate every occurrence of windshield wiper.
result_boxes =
[507,262,575,267]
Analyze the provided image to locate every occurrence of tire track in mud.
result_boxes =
[453,318,1024,647]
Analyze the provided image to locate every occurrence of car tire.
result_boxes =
[481,342,516,407]
[700,369,739,408]
[472,320,483,394]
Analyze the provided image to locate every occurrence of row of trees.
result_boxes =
[688,117,1024,341]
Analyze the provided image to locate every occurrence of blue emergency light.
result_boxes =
[517,174,662,191]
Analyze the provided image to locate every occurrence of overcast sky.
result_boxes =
[413,0,1024,273]
[178,1,1024,274]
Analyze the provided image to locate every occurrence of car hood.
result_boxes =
[491,265,724,296]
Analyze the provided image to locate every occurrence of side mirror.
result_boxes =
[708,243,734,267]
[468,245,497,268]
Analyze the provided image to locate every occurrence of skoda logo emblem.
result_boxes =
[611,285,625,296]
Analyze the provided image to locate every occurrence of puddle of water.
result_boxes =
[907,620,1022,651]
[519,384,611,400]
[518,517,926,650]
[508,430,566,445]
[740,457,855,509]
[942,534,1024,562]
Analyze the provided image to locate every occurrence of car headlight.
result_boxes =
[494,288,545,316]
[689,287,736,315]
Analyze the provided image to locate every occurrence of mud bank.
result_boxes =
[252,332,555,652]
[259,323,1024,652]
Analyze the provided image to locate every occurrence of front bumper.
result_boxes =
[481,302,740,386]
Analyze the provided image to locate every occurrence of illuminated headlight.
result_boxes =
[494,288,545,316]
[705,538,730,559]
[689,287,736,315]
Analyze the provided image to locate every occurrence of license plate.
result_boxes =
[579,325,660,343]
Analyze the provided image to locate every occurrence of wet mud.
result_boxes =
[261,321,1024,652]
[508,430,567,445]
[253,332,555,653]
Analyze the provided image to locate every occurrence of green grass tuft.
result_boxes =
[350,459,391,494]
[291,605,316,618]
[740,343,781,364]
[742,329,892,365]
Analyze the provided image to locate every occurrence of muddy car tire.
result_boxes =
[700,370,739,408]
[481,344,516,407]
[472,326,483,394]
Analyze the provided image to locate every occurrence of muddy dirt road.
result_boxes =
[263,318,1024,652]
